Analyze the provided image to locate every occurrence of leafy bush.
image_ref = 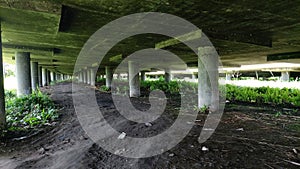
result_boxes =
[225,84,300,106]
[5,90,58,131]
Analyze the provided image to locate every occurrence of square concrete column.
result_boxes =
[198,47,218,108]
[105,66,113,88]
[90,68,96,86]
[30,61,38,90]
[0,23,6,129]
[16,52,32,96]
[128,61,140,97]
[281,71,290,82]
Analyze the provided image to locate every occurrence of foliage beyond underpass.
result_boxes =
[4,90,59,132]
[140,79,300,107]
[226,84,300,107]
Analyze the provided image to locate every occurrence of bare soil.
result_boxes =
[0,82,299,169]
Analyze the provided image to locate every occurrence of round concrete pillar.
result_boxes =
[105,66,113,88]
[281,71,290,82]
[128,61,140,97]
[225,73,232,81]
[198,47,215,108]
[90,68,96,86]
[50,72,54,82]
[47,70,51,85]
[38,66,42,87]
[87,69,91,85]
[42,68,47,86]
[141,71,146,82]
[16,52,32,96]
[30,61,38,90]
[165,68,172,82]
[0,24,6,129]
[83,70,87,83]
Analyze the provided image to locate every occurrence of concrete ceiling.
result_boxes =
[1,0,300,74]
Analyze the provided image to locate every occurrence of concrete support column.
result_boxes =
[50,72,54,82]
[83,70,87,83]
[281,71,290,82]
[53,72,56,82]
[55,73,60,82]
[225,73,232,81]
[141,71,146,82]
[90,68,96,86]
[30,61,38,90]
[128,61,140,97]
[42,68,47,86]
[198,47,218,108]
[38,66,42,87]
[105,66,113,88]
[192,74,196,80]
[87,68,91,85]
[165,68,172,82]
[47,70,51,85]
[16,52,31,96]
[0,23,6,129]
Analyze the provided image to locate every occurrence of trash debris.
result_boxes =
[145,122,152,127]
[118,132,126,140]
[202,146,209,151]
[293,148,298,154]
[236,128,244,131]
[169,153,175,157]
[114,148,126,155]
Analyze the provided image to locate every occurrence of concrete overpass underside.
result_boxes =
[0,0,300,75]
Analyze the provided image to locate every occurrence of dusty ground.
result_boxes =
[0,82,300,169]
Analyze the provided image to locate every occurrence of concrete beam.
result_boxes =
[16,52,32,96]
[155,30,202,49]
[267,51,300,61]
[30,61,39,90]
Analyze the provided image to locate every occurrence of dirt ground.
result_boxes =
[0,82,300,169]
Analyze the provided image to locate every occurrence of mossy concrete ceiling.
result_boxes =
[0,0,300,74]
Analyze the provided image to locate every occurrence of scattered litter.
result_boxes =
[114,148,126,155]
[236,128,244,131]
[202,146,209,151]
[190,145,194,148]
[283,159,300,166]
[169,153,175,157]
[145,122,152,127]
[293,148,298,154]
[187,121,194,125]
[226,100,230,103]
[118,132,126,140]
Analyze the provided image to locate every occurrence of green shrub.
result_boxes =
[5,90,58,131]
